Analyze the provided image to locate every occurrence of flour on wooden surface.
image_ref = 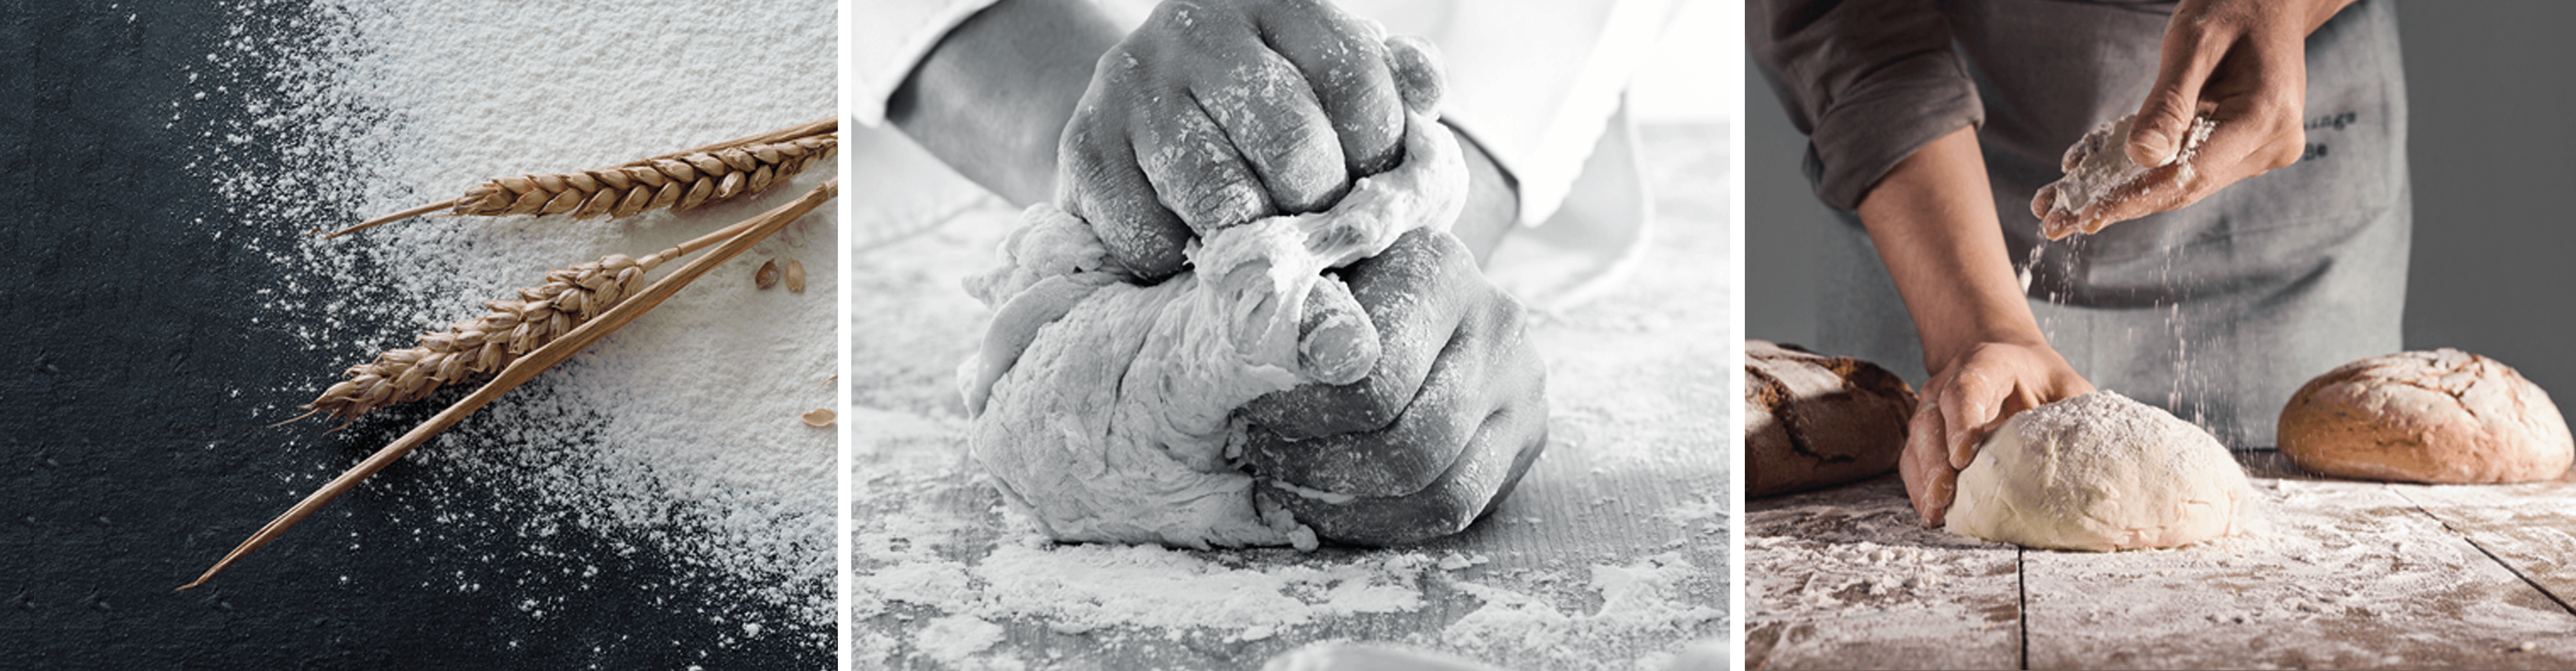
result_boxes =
[186,0,837,652]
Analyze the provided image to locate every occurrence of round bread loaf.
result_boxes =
[1745,340,1915,497]
[2278,348,2574,484]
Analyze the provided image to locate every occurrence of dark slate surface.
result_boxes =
[0,3,826,668]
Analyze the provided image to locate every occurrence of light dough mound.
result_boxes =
[1947,391,2255,552]
[2279,349,2575,484]
[958,111,1468,550]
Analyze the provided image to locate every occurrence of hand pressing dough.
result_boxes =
[957,111,1468,550]
[1947,391,2255,551]
[1744,341,1915,498]
[2279,349,2575,484]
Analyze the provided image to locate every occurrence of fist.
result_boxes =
[1239,228,1549,546]
[1059,0,1443,281]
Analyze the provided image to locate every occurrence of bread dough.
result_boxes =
[1743,341,1915,498]
[957,111,1468,550]
[1947,391,2255,551]
[2279,348,2575,484]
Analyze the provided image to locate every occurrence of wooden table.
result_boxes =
[848,123,1731,670]
[1748,454,2576,670]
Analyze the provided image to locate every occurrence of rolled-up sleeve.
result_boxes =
[1750,0,1983,211]
[851,0,1006,126]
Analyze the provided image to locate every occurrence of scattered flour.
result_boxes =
[186,0,837,654]
[849,123,1734,669]
[1442,553,1725,666]
[1751,475,2576,668]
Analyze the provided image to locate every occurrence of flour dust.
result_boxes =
[184,0,838,655]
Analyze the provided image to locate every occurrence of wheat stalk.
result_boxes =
[303,250,677,421]
[184,178,839,590]
[328,118,839,238]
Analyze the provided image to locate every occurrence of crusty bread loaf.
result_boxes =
[1746,340,1917,497]
[2278,348,2574,484]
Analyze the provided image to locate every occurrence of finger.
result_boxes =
[1061,57,1194,281]
[2182,89,2308,182]
[2067,160,2190,235]
[1242,274,1522,496]
[1130,85,1277,236]
[1255,333,1546,546]
[1297,276,1381,385]
[1256,2,1407,178]
[2031,188,2082,240]
[1240,228,1477,437]
[1382,35,1446,115]
[1184,38,1350,213]
[1898,396,1954,527]
[2127,20,2230,167]
[1941,367,2010,470]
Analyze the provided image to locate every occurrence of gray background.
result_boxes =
[1746,1,2576,400]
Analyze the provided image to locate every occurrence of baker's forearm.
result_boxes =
[1856,125,2046,374]
[888,0,1119,207]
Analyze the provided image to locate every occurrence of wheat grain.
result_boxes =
[327,117,841,238]
[450,134,836,220]
[185,179,840,590]
[303,250,678,421]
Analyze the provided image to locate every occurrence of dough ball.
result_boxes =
[1946,391,2255,551]
[2278,348,2574,484]
[1743,341,1915,498]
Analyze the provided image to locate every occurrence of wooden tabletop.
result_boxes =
[1748,454,2576,670]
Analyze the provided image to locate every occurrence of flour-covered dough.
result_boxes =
[1947,391,2255,551]
[958,111,1468,550]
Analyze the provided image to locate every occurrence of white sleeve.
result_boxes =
[850,0,1008,127]
[1345,0,1676,226]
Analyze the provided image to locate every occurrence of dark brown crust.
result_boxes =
[1745,340,1917,498]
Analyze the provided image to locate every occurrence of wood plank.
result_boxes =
[1746,474,2022,670]
[2389,480,2576,612]
[2022,478,2576,670]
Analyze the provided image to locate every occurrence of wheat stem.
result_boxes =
[331,117,839,238]
[303,180,802,423]
[182,178,837,590]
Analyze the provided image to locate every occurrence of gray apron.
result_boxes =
[1818,0,2410,448]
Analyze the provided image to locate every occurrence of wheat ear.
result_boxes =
[183,179,838,590]
[328,117,839,238]
[303,251,674,421]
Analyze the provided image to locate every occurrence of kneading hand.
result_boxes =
[1059,0,1441,281]
[1239,228,1547,546]
[2031,0,2357,239]
[1900,340,2094,526]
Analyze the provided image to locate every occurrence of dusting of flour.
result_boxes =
[849,123,1735,670]
[184,0,837,654]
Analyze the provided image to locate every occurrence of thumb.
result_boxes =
[2127,30,2220,167]
[1297,276,1381,385]
[1383,35,1446,115]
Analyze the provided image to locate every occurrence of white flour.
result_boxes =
[185,0,837,652]
[849,123,1733,670]
[1750,476,2576,667]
